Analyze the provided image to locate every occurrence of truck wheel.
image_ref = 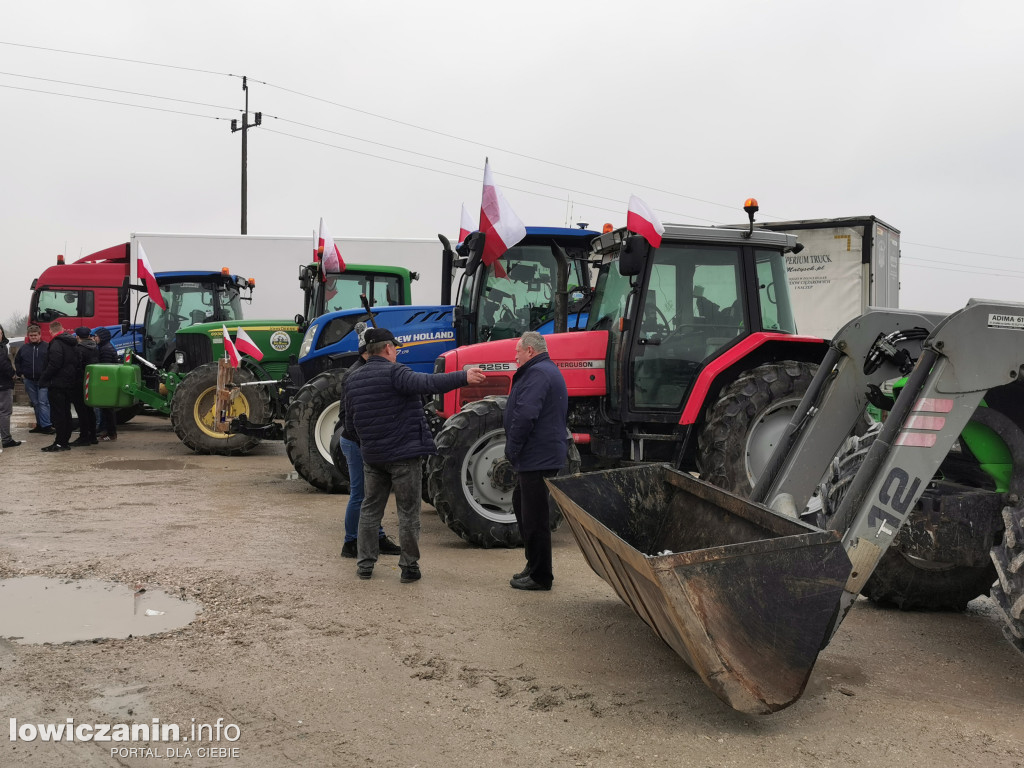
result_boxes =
[819,424,997,611]
[426,396,580,548]
[171,362,269,456]
[284,370,349,494]
[697,361,817,496]
[991,503,1024,653]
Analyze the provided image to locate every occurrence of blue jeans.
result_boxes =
[24,379,51,429]
[340,436,383,543]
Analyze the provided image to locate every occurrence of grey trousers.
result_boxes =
[0,389,12,441]
[357,457,422,573]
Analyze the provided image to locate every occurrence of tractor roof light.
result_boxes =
[743,198,759,238]
[221,267,231,275]
[248,278,255,287]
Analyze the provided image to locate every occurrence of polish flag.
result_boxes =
[458,203,474,246]
[221,325,241,368]
[479,159,526,267]
[233,327,264,361]
[318,218,346,274]
[312,228,320,263]
[626,195,665,249]
[137,245,167,310]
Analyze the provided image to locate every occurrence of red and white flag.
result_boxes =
[458,203,474,246]
[312,228,320,263]
[221,325,240,368]
[626,195,665,249]
[479,159,526,266]
[234,327,264,361]
[318,218,345,274]
[137,245,167,310]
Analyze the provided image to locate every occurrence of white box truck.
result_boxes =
[758,217,900,339]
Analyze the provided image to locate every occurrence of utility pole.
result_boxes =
[230,76,262,235]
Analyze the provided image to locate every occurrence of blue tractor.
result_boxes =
[280,227,597,491]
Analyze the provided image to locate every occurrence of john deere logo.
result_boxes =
[270,331,291,352]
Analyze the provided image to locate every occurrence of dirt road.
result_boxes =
[1,407,1022,767]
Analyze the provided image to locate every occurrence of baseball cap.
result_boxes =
[75,326,92,338]
[363,327,402,347]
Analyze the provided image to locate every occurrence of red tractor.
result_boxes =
[426,205,829,547]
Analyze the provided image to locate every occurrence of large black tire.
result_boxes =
[819,424,997,611]
[697,361,817,496]
[991,503,1024,653]
[426,396,581,548]
[284,370,349,494]
[170,362,270,455]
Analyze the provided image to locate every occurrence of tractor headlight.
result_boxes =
[298,324,318,359]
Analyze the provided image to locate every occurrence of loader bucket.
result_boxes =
[547,465,851,714]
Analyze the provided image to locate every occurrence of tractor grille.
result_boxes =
[176,333,213,374]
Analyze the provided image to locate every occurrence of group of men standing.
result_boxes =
[2,320,119,452]
[339,328,568,591]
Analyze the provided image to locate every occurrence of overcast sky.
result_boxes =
[3,1,1023,333]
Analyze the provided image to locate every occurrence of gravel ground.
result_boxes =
[1,405,1022,768]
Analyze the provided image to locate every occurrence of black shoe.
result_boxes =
[340,540,357,559]
[357,568,373,580]
[70,437,98,446]
[378,535,402,556]
[2,439,21,448]
[512,567,529,580]
[400,566,421,583]
[41,443,71,453]
[510,575,550,591]
[28,427,46,434]
[41,427,55,435]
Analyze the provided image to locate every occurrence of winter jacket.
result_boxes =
[344,355,468,464]
[503,352,569,472]
[94,328,119,364]
[336,356,367,443]
[15,340,48,381]
[39,333,83,390]
[77,338,100,368]
[0,341,15,392]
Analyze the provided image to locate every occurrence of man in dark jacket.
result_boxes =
[504,331,569,591]
[14,324,52,434]
[93,327,119,441]
[38,321,81,451]
[69,327,98,446]
[344,327,486,583]
[0,325,20,448]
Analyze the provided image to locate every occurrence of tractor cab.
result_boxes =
[296,263,416,330]
[140,270,250,369]
[589,224,800,423]
[452,227,596,345]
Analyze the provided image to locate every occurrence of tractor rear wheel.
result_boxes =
[284,370,349,494]
[697,361,817,496]
[171,362,269,456]
[426,397,580,548]
[819,424,998,611]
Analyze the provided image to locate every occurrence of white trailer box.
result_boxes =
[758,217,900,339]
[128,233,442,320]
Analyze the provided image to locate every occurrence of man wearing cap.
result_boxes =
[331,323,402,559]
[344,327,486,583]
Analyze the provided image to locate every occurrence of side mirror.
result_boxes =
[618,236,649,277]
[294,313,305,325]
[461,232,486,277]
[298,265,311,292]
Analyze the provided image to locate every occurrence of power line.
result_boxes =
[0,40,233,77]
[0,82,233,120]
[901,257,1024,280]
[903,241,1021,261]
[0,70,237,111]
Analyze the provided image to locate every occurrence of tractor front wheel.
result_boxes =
[697,361,817,496]
[170,362,269,455]
[284,370,349,494]
[426,397,580,548]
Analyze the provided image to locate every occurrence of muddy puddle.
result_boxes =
[0,576,201,644]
